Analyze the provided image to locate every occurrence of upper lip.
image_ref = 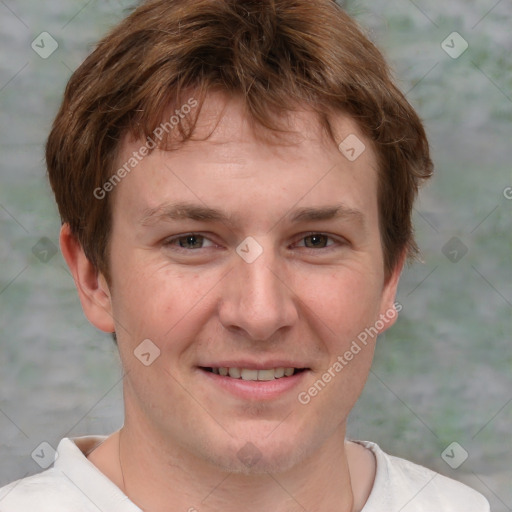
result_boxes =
[198,360,309,370]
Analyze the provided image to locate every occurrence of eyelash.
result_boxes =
[162,232,344,253]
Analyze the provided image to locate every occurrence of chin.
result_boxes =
[208,447,307,476]
[197,427,316,476]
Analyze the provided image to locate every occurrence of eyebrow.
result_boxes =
[139,201,365,228]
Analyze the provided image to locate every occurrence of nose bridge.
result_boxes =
[218,242,297,340]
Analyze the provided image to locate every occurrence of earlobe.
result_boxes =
[377,251,406,334]
[59,224,115,333]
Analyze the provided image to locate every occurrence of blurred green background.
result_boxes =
[0,1,510,509]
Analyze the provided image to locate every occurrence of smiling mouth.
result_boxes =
[200,367,307,381]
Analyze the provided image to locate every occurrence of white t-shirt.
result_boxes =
[0,436,490,511]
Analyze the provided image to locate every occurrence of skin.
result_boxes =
[61,93,404,512]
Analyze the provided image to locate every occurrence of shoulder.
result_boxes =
[356,440,490,512]
[0,469,99,512]
[0,435,136,512]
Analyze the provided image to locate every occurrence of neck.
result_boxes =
[112,417,357,512]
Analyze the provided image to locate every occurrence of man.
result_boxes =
[0,0,490,510]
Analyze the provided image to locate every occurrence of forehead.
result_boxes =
[112,93,379,230]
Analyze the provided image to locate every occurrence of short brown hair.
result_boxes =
[46,0,433,283]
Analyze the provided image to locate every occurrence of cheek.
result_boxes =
[110,257,221,346]
[301,270,381,411]
[301,265,384,340]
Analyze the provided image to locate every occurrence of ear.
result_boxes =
[376,250,406,334]
[60,223,115,333]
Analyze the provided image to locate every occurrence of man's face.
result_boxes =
[104,94,401,473]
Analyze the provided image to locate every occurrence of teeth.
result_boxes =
[257,369,276,381]
[210,367,299,380]
[241,369,258,380]
[228,367,241,379]
[274,367,285,378]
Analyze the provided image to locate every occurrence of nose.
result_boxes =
[218,243,299,342]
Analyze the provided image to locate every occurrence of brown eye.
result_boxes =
[164,234,215,250]
[177,234,205,249]
[303,234,331,248]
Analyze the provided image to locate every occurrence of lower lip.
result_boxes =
[198,368,309,401]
